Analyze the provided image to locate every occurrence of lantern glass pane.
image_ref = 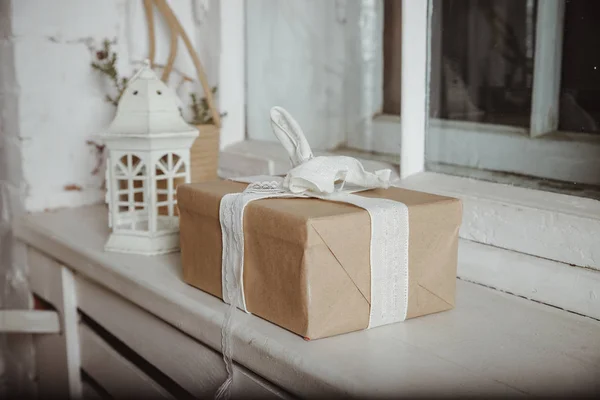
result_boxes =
[152,152,188,231]
[112,153,150,233]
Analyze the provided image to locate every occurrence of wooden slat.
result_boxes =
[79,323,173,399]
[530,0,565,137]
[0,310,60,334]
[383,0,402,115]
[29,248,82,399]
[81,379,106,400]
[76,276,289,399]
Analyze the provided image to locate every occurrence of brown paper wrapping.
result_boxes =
[178,180,462,339]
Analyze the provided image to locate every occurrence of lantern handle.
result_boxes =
[145,0,222,128]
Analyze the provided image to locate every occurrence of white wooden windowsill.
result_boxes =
[366,115,600,186]
[14,206,600,397]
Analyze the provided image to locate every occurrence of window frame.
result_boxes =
[217,0,600,274]
[364,0,600,186]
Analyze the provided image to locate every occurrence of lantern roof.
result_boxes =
[103,61,198,138]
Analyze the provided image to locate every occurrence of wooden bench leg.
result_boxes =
[29,248,82,399]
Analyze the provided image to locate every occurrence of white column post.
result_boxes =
[219,0,246,149]
[148,151,158,233]
[530,0,565,137]
[400,0,430,179]
[167,153,174,217]
[109,151,120,231]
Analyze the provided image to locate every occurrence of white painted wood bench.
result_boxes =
[0,311,59,334]
[13,205,600,398]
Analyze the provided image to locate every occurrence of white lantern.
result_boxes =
[101,61,199,255]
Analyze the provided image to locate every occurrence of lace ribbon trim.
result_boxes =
[219,180,409,325]
[312,192,409,327]
[220,190,297,311]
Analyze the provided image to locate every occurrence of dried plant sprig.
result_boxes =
[190,88,227,125]
[91,38,225,126]
[91,40,129,106]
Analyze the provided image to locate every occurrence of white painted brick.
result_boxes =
[20,96,112,183]
[0,135,23,186]
[13,39,108,95]
[3,261,32,309]
[11,0,120,41]
[10,239,29,275]
[17,89,114,139]
[0,0,12,40]
[0,41,16,93]
[25,188,105,212]
[19,131,84,192]
[0,181,25,225]
[0,92,20,140]
[0,183,11,225]
[4,0,218,215]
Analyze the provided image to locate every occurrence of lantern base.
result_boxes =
[104,232,180,256]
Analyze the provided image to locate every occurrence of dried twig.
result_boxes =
[91,40,129,106]
[152,63,195,84]
[89,41,122,181]
[190,87,228,125]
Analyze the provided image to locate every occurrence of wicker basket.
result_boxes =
[155,124,219,216]
[190,124,219,182]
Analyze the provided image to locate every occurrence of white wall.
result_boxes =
[245,0,383,151]
[0,0,222,395]
[14,1,125,212]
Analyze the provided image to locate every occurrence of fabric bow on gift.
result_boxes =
[269,107,392,195]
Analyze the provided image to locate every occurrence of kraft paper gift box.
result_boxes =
[177,180,462,340]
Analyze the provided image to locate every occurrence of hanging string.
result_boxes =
[142,2,232,397]
[157,2,178,82]
[214,302,236,400]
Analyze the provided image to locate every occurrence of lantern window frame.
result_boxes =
[101,64,198,255]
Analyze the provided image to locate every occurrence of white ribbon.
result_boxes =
[215,108,409,399]
[219,177,409,328]
[285,155,391,194]
[219,106,410,327]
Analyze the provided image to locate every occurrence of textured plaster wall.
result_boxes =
[0,0,220,395]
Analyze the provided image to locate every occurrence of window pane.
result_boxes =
[430,0,536,127]
[558,0,600,133]
[425,0,600,198]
